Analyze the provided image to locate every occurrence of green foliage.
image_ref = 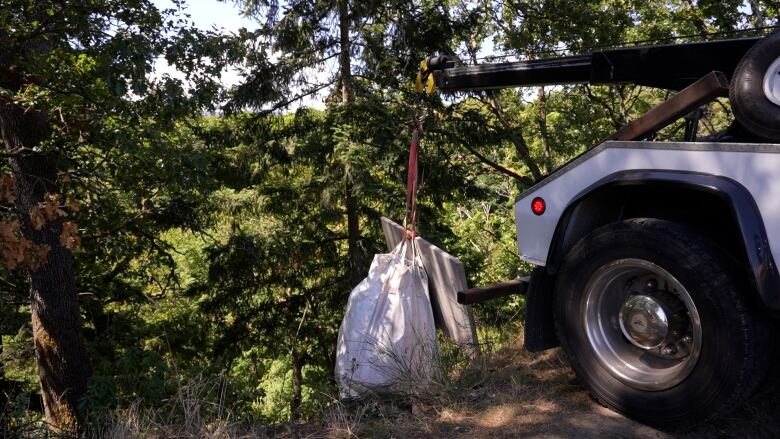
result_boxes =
[1,0,776,431]
[0,328,36,391]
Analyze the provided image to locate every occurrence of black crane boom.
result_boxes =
[429,37,760,91]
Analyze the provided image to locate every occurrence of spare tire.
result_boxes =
[730,30,780,142]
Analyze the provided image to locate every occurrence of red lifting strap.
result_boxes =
[404,118,423,240]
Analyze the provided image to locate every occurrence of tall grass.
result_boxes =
[317,326,522,436]
[3,325,522,438]
[88,376,270,439]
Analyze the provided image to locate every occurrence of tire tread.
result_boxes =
[554,218,771,429]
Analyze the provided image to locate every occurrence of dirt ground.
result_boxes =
[308,342,780,439]
[426,348,780,439]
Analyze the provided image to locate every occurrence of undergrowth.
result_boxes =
[4,325,527,438]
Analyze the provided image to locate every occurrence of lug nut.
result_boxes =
[662,344,677,356]
[681,335,693,344]
[645,279,657,290]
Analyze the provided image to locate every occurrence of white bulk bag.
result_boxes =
[335,240,439,397]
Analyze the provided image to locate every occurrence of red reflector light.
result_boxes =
[531,197,546,215]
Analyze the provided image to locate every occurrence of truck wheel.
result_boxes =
[554,218,771,428]
[730,30,780,142]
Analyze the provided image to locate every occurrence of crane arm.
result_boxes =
[421,37,759,92]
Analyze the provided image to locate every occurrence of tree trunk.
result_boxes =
[683,0,708,38]
[0,337,7,434]
[290,341,303,421]
[537,86,553,174]
[338,0,353,104]
[0,103,90,434]
[345,181,362,284]
[483,94,544,181]
[339,0,364,285]
[748,0,765,31]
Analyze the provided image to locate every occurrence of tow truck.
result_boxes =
[422,31,780,427]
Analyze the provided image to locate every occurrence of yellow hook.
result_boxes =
[415,58,436,94]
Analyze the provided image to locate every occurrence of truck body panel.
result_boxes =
[515,141,780,269]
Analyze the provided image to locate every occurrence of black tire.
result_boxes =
[730,30,780,142]
[554,218,771,429]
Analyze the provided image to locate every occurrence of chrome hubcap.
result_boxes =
[620,294,669,349]
[583,259,702,391]
[763,56,780,107]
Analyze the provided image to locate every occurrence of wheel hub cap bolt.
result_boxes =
[662,344,677,356]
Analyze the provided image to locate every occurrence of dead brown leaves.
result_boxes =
[0,173,15,204]
[0,220,50,271]
[59,221,80,250]
[0,176,81,271]
[29,193,69,231]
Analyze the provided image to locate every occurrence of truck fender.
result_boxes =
[545,170,780,311]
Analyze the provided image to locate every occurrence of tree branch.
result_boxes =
[460,142,533,186]
[480,93,544,180]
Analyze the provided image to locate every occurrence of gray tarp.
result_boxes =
[380,217,479,356]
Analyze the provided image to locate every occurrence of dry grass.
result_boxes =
[338,333,445,400]
[89,376,272,439]
[19,333,777,438]
[311,335,780,439]
[314,338,594,439]
[317,400,369,439]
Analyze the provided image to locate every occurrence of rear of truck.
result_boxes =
[514,141,780,426]
[431,30,780,427]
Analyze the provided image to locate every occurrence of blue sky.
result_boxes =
[151,0,257,32]
[149,0,329,109]
[150,0,258,93]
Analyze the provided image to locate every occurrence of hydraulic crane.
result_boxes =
[418,35,778,142]
[420,31,780,429]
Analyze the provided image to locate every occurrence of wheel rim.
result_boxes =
[762,56,780,107]
[582,259,702,391]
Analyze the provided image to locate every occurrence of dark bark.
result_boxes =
[460,141,533,186]
[345,180,363,284]
[290,341,303,421]
[684,0,709,38]
[0,102,90,434]
[339,0,364,285]
[338,0,353,104]
[537,86,552,174]
[482,94,544,181]
[0,338,7,434]
[749,0,765,30]
[584,85,624,130]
